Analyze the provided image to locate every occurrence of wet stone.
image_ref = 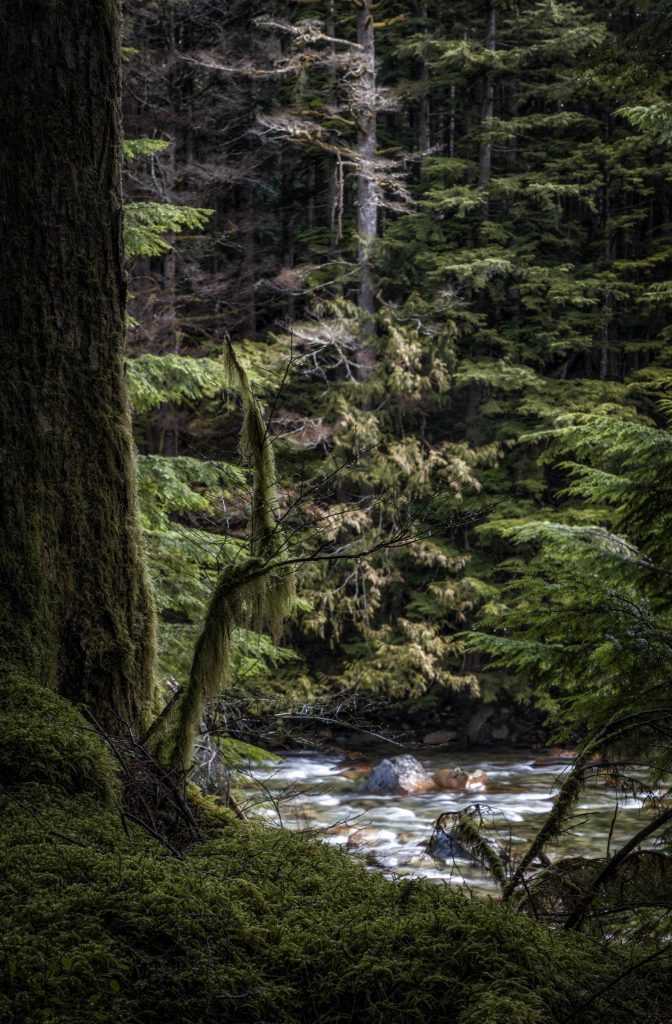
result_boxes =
[359,755,436,796]
[346,827,396,849]
[433,767,489,792]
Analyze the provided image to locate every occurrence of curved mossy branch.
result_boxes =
[437,809,508,889]
[223,339,281,562]
[163,557,294,772]
[564,803,672,931]
[503,756,587,901]
[504,710,672,901]
[157,340,295,772]
[223,336,296,634]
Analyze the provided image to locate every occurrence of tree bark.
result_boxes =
[0,0,157,732]
[356,0,377,378]
[449,84,456,158]
[478,0,497,191]
[416,1,431,157]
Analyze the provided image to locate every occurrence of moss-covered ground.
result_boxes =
[1,675,668,1024]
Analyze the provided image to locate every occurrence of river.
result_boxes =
[240,748,652,891]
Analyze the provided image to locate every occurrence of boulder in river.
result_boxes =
[433,767,488,792]
[360,755,436,795]
[425,829,473,864]
[465,769,488,792]
[337,754,372,781]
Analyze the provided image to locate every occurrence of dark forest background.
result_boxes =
[121,0,672,742]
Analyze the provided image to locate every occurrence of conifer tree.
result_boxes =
[0,0,156,733]
[118,0,672,729]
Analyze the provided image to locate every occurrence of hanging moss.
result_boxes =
[158,340,295,772]
[161,558,290,770]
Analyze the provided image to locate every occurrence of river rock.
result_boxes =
[465,769,488,792]
[338,765,371,781]
[291,805,321,822]
[397,831,416,844]
[426,829,473,863]
[400,851,437,870]
[433,767,468,790]
[433,767,488,792]
[346,827,395,849]
[360,755,435,795]
[423,729,458,746]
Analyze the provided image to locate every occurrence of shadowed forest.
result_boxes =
[2,2,672,1022]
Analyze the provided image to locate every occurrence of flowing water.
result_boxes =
[241,748,654,891]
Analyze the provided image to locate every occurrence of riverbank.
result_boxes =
[236,688,551,756]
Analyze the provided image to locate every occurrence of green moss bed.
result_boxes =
[0,676,669,1024]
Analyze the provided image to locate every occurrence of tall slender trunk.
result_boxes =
[356,0,377,378]
[416,2,431,156]
[602,144,610,380]
[163,141,179,349]
[0,0,156,732]
[449,84,456,157]
[600,153,613,380]
[243,187,257,338]
[164,7,179,350]
[327,1,346,264]
[478,0,497,191]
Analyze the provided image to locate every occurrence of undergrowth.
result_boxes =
[1,680,669,1024]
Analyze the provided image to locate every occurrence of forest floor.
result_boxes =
[3,674,670,1024]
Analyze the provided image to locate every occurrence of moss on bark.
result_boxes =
[0,0,156,731]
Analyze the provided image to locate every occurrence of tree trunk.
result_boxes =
[162,142,179,350]
[478,0,497,191]
[164,8,179,350]
[416,1,431,156]
[0,0,157,733]
[356,0,377,378]
[600,165,612,380]
[243,189,258,338]
[449,84,456,158]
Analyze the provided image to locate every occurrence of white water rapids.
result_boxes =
[239,748,654,891]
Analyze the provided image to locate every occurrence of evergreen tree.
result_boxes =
[118,0,672,738]
[0,0,156,732]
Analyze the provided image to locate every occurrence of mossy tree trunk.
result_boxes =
[0,0,156,733]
